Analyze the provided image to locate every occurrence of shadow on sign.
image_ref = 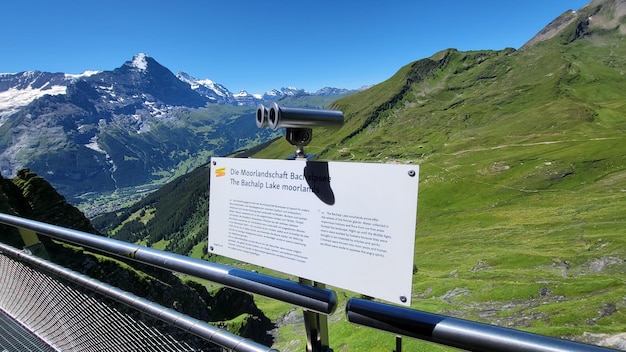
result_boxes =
[304,161,335,205]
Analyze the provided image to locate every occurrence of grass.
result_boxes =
[249,27,626,350]
[150,238,170,250]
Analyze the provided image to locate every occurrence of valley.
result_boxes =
[75,184,162,218]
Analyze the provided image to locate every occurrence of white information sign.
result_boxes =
[208,157,419,305]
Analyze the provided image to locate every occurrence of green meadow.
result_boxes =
[253,17,626,350]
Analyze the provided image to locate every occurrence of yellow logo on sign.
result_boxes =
[215,167,226,177]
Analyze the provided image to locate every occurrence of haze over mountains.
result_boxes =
[0,54,357,201]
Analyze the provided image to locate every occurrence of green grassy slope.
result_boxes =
[253,10,626,351]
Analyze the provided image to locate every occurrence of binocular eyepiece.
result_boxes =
[256,103,344,130]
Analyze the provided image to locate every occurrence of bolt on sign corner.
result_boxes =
[208,157,419,306]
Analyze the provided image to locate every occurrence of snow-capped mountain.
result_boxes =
[175,74,357,106]
[175,71,234,104]
[262,86,306,100]
[313,87,353,96]
[0,54,239,198]
[1,54,357,118]
[0,53,354,200]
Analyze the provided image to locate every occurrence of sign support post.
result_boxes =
[288,128,332,352]
[300,279,331,352]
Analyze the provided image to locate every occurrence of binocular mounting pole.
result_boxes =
[286,127,331,351]
[285,127,313,160]
[256,104,343,351]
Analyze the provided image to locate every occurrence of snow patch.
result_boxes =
[132,53,149,71]
[65,70,101,80]
[233,90,250,97]
[176,72,231,98]
[84,136,105,153]
[85,135,117,173]
[0,85,67,119]
[196,79,227,97]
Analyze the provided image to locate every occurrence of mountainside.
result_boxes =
[92,162,211,255]
[0,169,99,238]
[90,142,277,255]
[0,169,274,347]
[0,54,356,204]
[0,70,97,118]
[95,1,626,350]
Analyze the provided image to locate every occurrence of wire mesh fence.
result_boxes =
[0,246,223,352]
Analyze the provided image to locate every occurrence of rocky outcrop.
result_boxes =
[522,0,626,49]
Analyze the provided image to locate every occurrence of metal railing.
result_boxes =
[0,212,621,352]
[0,213,336,316]
[346,297,620,352]
[0,213,337,351]
[1,241,266,352]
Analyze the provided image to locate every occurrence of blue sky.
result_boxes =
[1,1,590,94]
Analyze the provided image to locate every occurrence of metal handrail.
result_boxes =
[346,298,619,352]
[3,212,619,352]
[0,213,337,315]
[0,241,276,352]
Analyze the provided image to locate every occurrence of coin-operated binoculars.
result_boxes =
[256,103,344,159]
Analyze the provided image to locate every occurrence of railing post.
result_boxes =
[394,335,402,352]
[300,278,331,352]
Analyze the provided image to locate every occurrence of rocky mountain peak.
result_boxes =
[104,53,208,108]
[176,71,235,104]
[129,53,149,72]
[522,0,626,49]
